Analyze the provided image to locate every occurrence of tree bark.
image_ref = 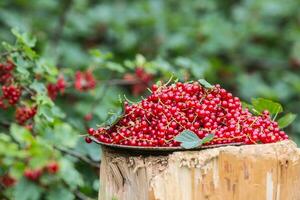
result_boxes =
[99,140,300,200]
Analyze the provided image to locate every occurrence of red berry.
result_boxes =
[85,137,92,143]
[46,162,59,174]
[84,113,93,121]
[88,128,95,135]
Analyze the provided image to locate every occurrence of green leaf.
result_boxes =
[46,185,75,200]
[198,79,214,89]
[103,103,125,128]
[105,61,125,73]
[241,101,260,115]
[241,101,253,110]
[14,178,43,200]
[278,113,297,129]
[201,134,215,144]
[59,159,83,190]
[43,123,78,149]
[12,29,37,48]
[251,98,283,115]
[104,109,123,127]
[30,81,46,93]
[10,124,34,144]
[174,130,201,149]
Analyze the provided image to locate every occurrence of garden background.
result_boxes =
[0,0,300,199]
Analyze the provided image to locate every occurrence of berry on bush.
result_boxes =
[88,81,289,147]
[47,76,66,100]
[46,162,59,174]
[1,85,22,106]
[85,137,92,143]
[84,113,93,121]
[0,174,16,188]
[24,168,42,181]
[74,70,96,91]
[15,106,37,125]
[0,60,14,84]
[123,67,153,96]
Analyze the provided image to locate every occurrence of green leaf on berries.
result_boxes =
[242,101,260,115]
[103,102,125,128]
[278,113,297,129]
[175,130,215,149]
[198,79,214,89]
[201,133,215,144]
[251,98,283,115]
[174,130,201,149]
[156,80,163,87]
[242,101,253,110]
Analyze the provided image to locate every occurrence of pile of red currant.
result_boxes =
[74,70,96,91]
[89,81,288,147]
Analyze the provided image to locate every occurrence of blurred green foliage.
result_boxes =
[0,0,300,199]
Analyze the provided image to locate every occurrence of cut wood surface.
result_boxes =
[99,140,300,200]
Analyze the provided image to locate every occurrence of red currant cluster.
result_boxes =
[74,70,96,91]
[123,67,153,96]
[0,85,22,109]
[0,60,14,84]
[47,76,66,100]
[0,174,16,188]
[24,168,42,181]
[15,106,37,125]
[87,81,288,147]
[0,60,23,109]
[24,161,59,182]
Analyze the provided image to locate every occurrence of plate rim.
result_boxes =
[90,136,244,151]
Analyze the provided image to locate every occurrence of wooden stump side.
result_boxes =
[99,140,300,200]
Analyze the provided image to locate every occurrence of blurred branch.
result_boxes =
[0,121,10,129]
[0,184,9,200]
[62,180,94,200]
[52,0,73,50]
[0,49,19,58]
[54,145,100,168]
[74,190,94,200]
[107,79,140,86]
[0,52,10,58]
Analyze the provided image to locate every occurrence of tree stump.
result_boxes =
[99,140,300,200]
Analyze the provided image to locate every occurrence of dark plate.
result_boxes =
[91,137,244,152]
